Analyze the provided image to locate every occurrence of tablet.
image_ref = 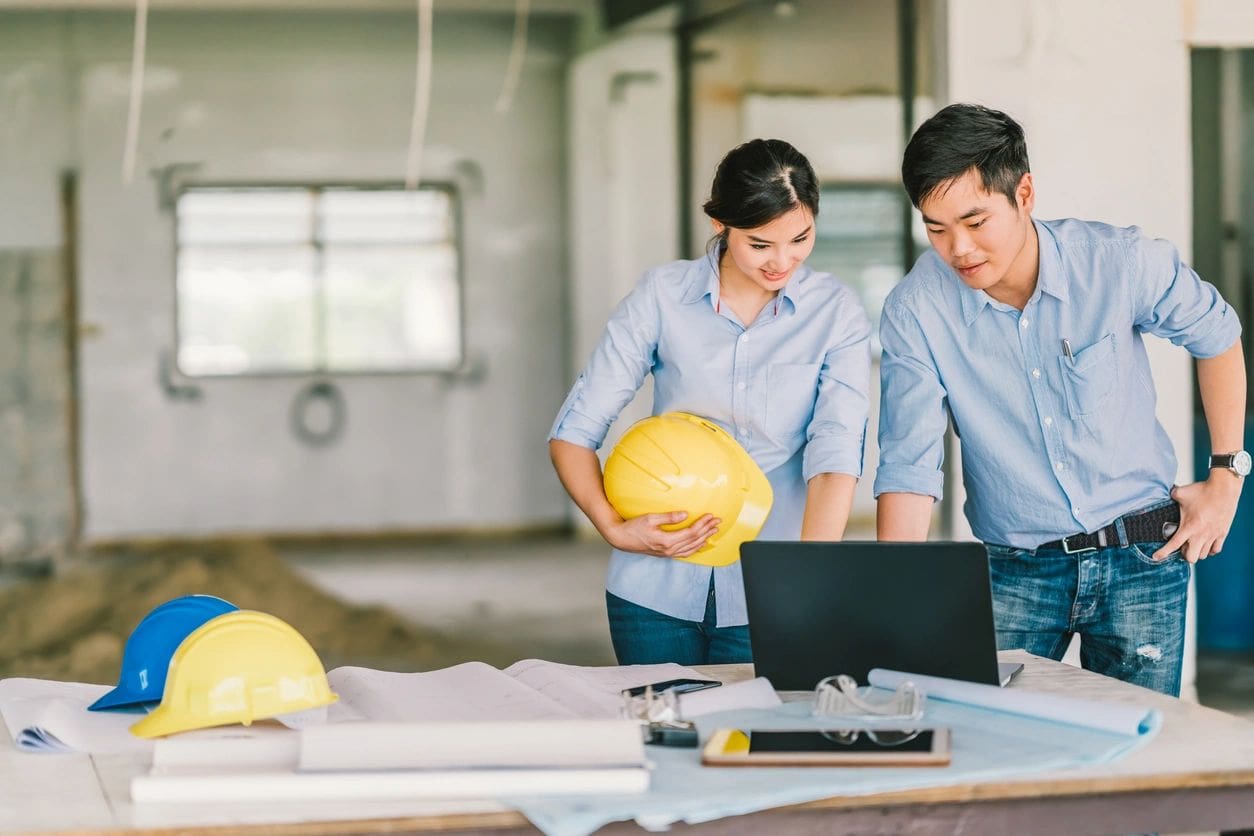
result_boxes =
[701,727,951,767]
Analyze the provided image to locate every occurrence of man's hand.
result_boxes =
[1154,474,1244,562]
[605,511,720,559]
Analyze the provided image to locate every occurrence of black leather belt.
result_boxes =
[1039,502,1181,554]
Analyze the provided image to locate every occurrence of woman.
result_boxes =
[548,138,871,666]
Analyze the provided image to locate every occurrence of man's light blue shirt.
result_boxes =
[875,218,1242,549]
[550,253,871,626]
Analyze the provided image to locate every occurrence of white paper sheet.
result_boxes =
[503,659,715,719]
[677,676,781,717]
[325,662,577,722]
[868,668,1161,737]
[0,679,152,754]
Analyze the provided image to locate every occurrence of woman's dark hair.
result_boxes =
[902,104,1030,209]
[703,139,819,250]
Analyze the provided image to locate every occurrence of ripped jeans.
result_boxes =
[985,539,1190,696]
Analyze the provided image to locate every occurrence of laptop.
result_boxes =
[739,541,1023,690]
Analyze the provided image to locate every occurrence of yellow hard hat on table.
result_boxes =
[130,610,338,739]
[603,412,773,567]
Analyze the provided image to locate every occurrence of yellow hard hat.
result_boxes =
[603,412,773,566]
[130,610,338,739]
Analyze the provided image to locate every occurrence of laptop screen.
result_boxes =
[739,541,1002,690]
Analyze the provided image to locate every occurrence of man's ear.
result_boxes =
[1016,172,1035,215]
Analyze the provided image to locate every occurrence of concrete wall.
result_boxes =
[0,250,75,562]
[0,17,77,562]
[0,10,576,540]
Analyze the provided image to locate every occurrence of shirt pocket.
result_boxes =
[765,362,821,438]
[1057,333,1116,418]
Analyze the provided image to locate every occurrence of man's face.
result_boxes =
[919,169,1035,293]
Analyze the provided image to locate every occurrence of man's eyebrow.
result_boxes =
[921,208,987,226]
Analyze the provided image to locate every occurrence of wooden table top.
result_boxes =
[5,650,1254,834]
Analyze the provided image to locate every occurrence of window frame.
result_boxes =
[171,180,465,379]
[810,179,919,358]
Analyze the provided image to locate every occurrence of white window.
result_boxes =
[810,184,919,356]
[175,185,462,376]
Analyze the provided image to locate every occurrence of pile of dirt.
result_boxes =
[0,539,513,684]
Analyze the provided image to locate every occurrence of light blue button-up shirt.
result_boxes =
[550,252,871,626]
[875,218,1242,549]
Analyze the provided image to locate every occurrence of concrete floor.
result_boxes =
[279,533,1254,723]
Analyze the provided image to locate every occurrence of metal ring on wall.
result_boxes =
[289,380,346,447]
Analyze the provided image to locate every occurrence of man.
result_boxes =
[875,103,1247,696]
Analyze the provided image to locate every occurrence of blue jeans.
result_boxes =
[605,580,753,666]
[986,538,1190,696]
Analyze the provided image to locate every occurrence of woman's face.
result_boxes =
[714,204,816,294]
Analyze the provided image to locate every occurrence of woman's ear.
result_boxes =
[710,218,725,237]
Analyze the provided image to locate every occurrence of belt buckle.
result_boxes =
[1061,534,1097,555]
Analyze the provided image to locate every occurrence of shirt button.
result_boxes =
[740,334,749,343]
[1072,507,1082,516]
[1044,416,1053,427]
[1031,368,1041,379]
[737,381,746,390]
[1055,461,1065,472]
[1020,319,1030,329]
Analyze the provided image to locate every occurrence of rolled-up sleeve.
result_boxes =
[802,290,871,482]
[548,271,661,450]
[1133,235,1242,359]
[873,298,947,500]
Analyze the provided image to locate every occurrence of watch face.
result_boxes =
[1235,450,1253,477]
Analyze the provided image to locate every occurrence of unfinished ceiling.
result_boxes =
[0,0,590,11]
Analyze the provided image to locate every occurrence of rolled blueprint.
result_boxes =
[868,668,1160,737]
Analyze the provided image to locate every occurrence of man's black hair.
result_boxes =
[902,104,1030,209]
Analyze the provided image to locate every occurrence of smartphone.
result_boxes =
[702,728,951,767]
[622,678,721,698]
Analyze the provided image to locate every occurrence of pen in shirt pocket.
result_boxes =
[1062,338,1074,364]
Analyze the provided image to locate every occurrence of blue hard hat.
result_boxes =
[89,594,238,712]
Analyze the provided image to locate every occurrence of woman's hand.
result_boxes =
[548,439,720,558]
[604,511,720,559]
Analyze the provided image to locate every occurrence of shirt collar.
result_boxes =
[680,249,722,306]
[679,249,807,316]
[778,265,807,313]
[1034,219,1069,304]
[957,218,1066,326]
[957,279,990,326]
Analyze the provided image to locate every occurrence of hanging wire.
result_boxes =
[121,0,149,183]
[405,0,435,190]
[494,0,530,114]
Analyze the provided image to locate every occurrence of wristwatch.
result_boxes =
[1209,450,1252,478]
